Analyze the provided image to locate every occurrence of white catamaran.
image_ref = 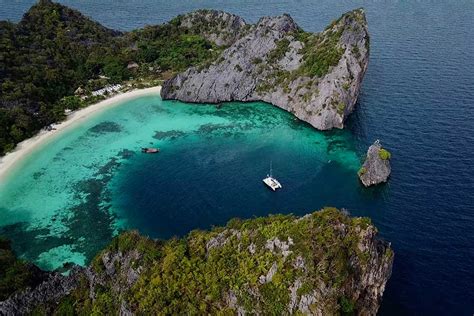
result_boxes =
[263,161,282,191]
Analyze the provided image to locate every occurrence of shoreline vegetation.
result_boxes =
[0,208,393,315]
[1,0,367,155]
[0,0,225,156]
[0,86,161,183]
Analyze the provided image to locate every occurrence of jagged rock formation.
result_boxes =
[172,10,247,47]
[162,9,369,130]
[0,245,148,315]
[358,140,392,187]
[0,208,393,315]
[0,267,82,315]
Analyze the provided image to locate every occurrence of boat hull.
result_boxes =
[141,148,159,153]
[263,177,282,191]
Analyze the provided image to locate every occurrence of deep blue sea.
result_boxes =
[1,1,474,314]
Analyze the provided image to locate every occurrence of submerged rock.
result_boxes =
[162,9,370,130]
[358,140,392,187]
[0,208,393,315]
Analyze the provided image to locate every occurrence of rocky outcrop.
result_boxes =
[162,9,369,130]
[0,267,83,315]
[0,209,393,315]
[359,140,392,187]
[0,242,147,315]
[173,10,247,47]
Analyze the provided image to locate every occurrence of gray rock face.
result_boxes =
[0,249,144,315]
[359,140,392,187]
[0,211,393,315]
[351,224,394,315]
[175,10,247,47]
[0,266,83,315]
[162,9,369,130]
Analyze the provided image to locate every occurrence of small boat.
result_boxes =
[141,147,159,154]
[263,161,282,191]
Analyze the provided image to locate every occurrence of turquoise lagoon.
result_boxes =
[3,1,474,313]
[0,95,366,271]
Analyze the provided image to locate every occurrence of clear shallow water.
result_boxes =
[1,1,474,315]
[0,97,365,269]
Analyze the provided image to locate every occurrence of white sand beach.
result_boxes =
[0,86,162,182]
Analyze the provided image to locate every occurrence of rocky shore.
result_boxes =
[161,9,370,130]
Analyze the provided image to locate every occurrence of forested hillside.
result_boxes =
[0,209,393,315]
[0,0,223,155]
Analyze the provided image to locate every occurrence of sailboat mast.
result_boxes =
[270,161,273,177]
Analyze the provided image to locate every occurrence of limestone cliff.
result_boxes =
[161,9,369,130]
[171,10,247,47]
[358,140,392,187]
[0,208,393,315]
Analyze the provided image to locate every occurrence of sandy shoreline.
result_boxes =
[0,86,162,183]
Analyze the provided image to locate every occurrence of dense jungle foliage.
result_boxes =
[0,0,221,155]
[26,208,391,315]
